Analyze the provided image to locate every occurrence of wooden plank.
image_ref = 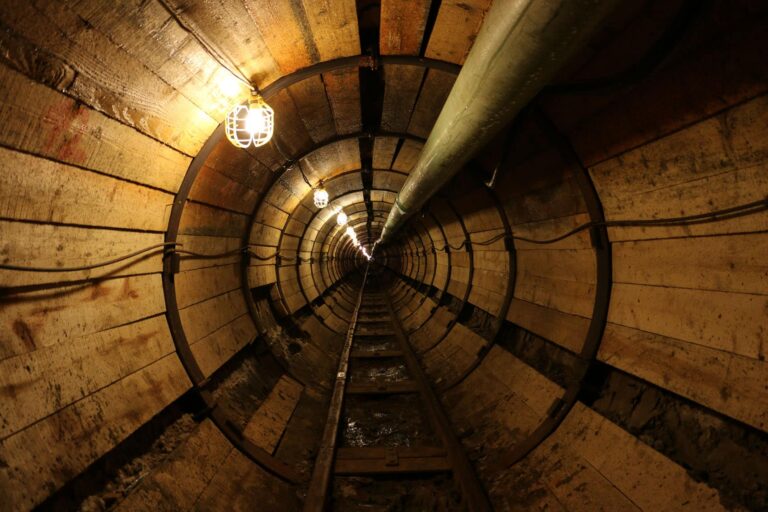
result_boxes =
[0,353,191,510]
[190,313,257,378]
[407,69,457,138]
[0,0,217,154]
[0,315,173,440]
[372,137,399,170]
[175,263,242,309]
[300,0,360,61]
[243,0,315,75]
[265,88,316,157]
[0,147,173,231]
[609,283,766,361]
[0,63,188,191]
[381,64,425,133]
[557,403,726,511]
[0,222,164,287]
[391,139,423,173]
[424,0,492,64]
[1,274,166,361]
[114,419,232,512]
[192,443,300,511]
[379,0,431,55]
[613,233,768,295]
[506,298,590,354]
[70,0,250,122]
[514,272,595,319]
[188,164,262,215]
[346,380,419,395]
[179,289,248,343]
[322,68,362,135]
[423,323,486,386]
[164,0,280,85]
[589,94,768,239]
[287,76,337,142]
[176,235,243,272]
[178,201,249,238]
[350,349,404,358]
[243,375,304,454]
[334,451,451,475]
[599,322,768,432]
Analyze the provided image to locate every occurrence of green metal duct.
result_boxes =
[377,0,619,244]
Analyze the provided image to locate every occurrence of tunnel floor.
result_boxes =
[307,271,485,511]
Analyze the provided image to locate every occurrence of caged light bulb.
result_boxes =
[313,187,329,209]
[225,91,274,148]
[336,210,348,226]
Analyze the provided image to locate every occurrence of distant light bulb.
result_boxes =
[225,91,274,148]
[313,187,329,208]
[345,226,355,238]
[336,210,348,225]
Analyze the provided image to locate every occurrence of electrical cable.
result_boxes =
[155,0,253,89]
[4,199,764,270]
[429,198,768,250]
[0,243,179,272]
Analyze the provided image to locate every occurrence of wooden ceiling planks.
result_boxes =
[70,0,250,121]
[300,139,361,183]
[322,68,363,135]
[372,136,399,169]
[0,0,218,156]
[164,0,281,85]
[286,76,338,142]
[300,0,361,61]
[243,0,318,75]
[0,63,189,193]
[380,64,426,132]
[425,0,492,64]
[392,139,424,173]
[268,88,316,156]
[407,69,457,138]
[379,0,431,55]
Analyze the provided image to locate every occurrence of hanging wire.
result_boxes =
[270,138,313,187]
[0,243,180,272]
[4,199,765,270]
[155,0,252,89]
[430,197,768,251]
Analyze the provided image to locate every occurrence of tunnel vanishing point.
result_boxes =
[0,0,767,510]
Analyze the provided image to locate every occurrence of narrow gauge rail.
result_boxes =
[304,265,491,511]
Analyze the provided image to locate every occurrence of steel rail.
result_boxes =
[386,289,492,511]
[303,265,369,512]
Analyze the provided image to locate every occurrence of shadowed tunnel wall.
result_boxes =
[0,0,766,510]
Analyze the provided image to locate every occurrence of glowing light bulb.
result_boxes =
[313,187,329,208]
[345,226,355,238]
[336,210,348,226]
[225,91,274,148]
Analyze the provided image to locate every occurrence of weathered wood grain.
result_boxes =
[0,222,164,287]
[1,274,166,361]
[0,353,190,510]
[380,0,431,55]
[599,322,767,432]
[424,0,492,64]
[0,64,189,191]
[243,375,303,453]
[0,314,173,440]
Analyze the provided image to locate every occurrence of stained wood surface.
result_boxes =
[243,375,304,453]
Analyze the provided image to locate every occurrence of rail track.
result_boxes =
[304,265,491,511]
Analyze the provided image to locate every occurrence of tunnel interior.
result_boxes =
[1,0,767,511]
